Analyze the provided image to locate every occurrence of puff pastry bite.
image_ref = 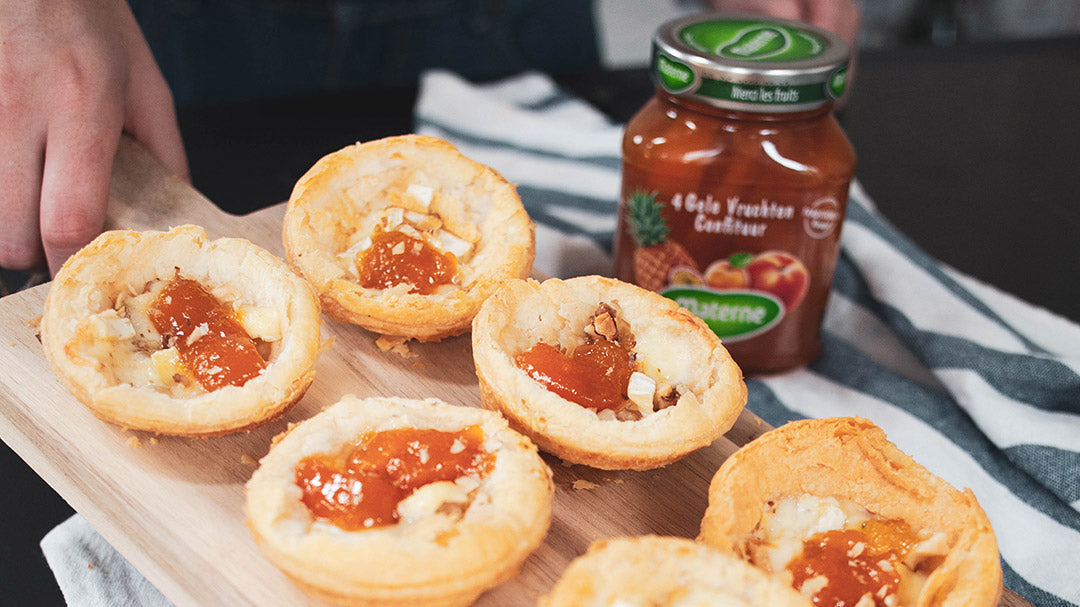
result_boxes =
[471,275,747,470]
[39,225,322,436]
[245,395,554,607]
[698,417,1002,607]
[282,134,535,341]
[540,535,811,607]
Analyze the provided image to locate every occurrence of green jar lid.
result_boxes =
[653,13,850,112]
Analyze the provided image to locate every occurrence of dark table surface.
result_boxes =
[3,35,1078,605]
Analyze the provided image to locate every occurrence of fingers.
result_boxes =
[710,0,803,21]
[809,0,861,47]
[123,16,189,183]
[0,14,47,270]
[0,125,47,271]
[125,67,189,184]
[39,102,124,275]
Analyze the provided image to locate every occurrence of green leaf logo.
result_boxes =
[655,54,694,92]
[680,19,827,62]
[728,252,754,268]
[719,27,789,60]
[828,66,848,98]
[661,288,784,341]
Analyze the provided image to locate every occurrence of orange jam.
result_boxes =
[356,229,457,295]
[788,520,918,607]
[147,277,266,391]
[514,340,634,411]
[294,426,493,531]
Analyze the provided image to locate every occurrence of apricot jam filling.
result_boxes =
[295,426,493,531]
[788,519,918,607]
[511,303,680,417]
[514,340,633,411]
[147,277,266,392]
[356,229,457,295]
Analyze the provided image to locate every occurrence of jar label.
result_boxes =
[614,184,846,346]
[654,52,842,105]
[662,287,785,342]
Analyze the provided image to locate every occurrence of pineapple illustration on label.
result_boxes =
[625,190,699,291]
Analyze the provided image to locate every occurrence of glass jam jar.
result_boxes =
[613,14,855,375]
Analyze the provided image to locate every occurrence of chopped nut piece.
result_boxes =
[596,408,617,421]
[585,303,619,342]
[654,382,680,409]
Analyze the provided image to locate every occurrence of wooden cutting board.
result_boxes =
[0,138,1030,607]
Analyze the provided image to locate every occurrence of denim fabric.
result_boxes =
[128,0,600,107]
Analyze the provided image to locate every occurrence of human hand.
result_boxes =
[707,0,861,48]
[0,0,189,276]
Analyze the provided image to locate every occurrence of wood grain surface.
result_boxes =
[0,138,1031,606]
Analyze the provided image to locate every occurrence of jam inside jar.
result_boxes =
[614,14,856,374]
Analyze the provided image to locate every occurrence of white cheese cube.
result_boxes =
[626,371,656,415]
[437,229,473,259]
[383,207,405,229]
[395,480,471,524]
[406,183,435,208]
[87,309,136,341]
[150,347,192,387]
[237,306,282,342]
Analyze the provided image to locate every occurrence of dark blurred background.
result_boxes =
[3,0,1079,604]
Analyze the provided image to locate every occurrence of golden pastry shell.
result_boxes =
[471,275,747,470]
[244,395,555,607]
[698,416,1002,607]
[540,535,811,607]
[39,225,323,436]
[282,134,535,341]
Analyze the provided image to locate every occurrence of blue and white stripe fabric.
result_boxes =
[416,69,1080,607]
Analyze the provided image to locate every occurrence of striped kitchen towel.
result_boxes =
[416,69,1080,606]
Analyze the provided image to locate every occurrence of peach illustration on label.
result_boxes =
[704,254,752,290]
[746,250,810,311]
[625,190,698,291]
